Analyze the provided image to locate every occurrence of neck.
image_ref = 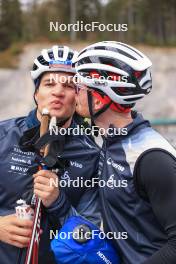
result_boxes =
[59,118,72,128]
[95,108,133,130]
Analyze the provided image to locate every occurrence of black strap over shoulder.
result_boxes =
[19,125,40,152]
[19,125,69,169]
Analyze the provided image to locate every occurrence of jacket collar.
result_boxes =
[25,109,77,129]
[106,111,151,141]
[26,109,40,129]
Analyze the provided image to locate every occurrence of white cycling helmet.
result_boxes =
[31,45,78,84]
[74,41,152,105]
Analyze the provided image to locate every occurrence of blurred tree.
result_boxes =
[104,0,127,41]
[0,0,22,50]
[49,0,101,40]
[0,0,11,50]
[70,0,76,41]
[76,0,101,40]
[104,0,176,45]
[0,0,176,49]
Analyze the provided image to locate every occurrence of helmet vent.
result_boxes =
[32,64,38,71]
[38,55,48,66]
[58,49,63,58]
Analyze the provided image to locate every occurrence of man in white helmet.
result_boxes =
[0,45,100,264]
[74,41,176,264]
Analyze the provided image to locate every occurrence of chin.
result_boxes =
[50,109,69,119]
[49,109,62,117]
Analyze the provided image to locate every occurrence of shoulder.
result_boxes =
[136,148,176,173]
[134,149,176,200]
[0,116,27,140]
[130,125,176,157]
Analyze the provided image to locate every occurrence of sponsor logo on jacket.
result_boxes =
[97,251,112,264]
[70,161,83,169]
[107,157,124,172]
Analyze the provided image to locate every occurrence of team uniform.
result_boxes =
[75,41,176,263]
[98,112,176,263]
[0,109,100,264]
[0,45,101,264]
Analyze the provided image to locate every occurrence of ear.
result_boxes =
[93,96,104,111]
[34,89,39,104]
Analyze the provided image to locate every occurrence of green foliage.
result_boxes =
[0,41,24,68]
[105,0,176,45]
[0,0,176,51]
[0,0,22,50]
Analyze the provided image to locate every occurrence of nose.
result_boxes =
[51,83,65,97]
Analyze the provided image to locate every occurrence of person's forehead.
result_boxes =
[41,71,74,81]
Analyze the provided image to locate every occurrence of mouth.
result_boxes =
[50,100,64,109]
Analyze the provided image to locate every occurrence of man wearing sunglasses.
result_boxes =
[74,41,176,264]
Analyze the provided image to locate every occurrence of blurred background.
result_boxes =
[0,0,175,146]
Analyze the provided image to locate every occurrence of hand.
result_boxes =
[33,170,59,208]
[0,214,33,248]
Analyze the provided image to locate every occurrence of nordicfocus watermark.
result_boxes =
[50,125,128,137]
[50,21,128,32]
[49,73,128,86]
[50,176,128,189]
[50,229,128,241]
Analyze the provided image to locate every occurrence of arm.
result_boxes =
[135,149,176,264]
[33,170,101,227]
[47,186,101,227]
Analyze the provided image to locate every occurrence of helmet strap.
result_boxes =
[87,90,96,127]
[94,101,112,118]
[87,90,111,137]
[91,91,132,114]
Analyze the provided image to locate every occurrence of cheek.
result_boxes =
[82,95,89,110]
[64,91,76,113]
[78,91,87,106]
[37,93,44,103]
[76,93,90,117]
[36,88,50,105]
[66,91,76,104]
